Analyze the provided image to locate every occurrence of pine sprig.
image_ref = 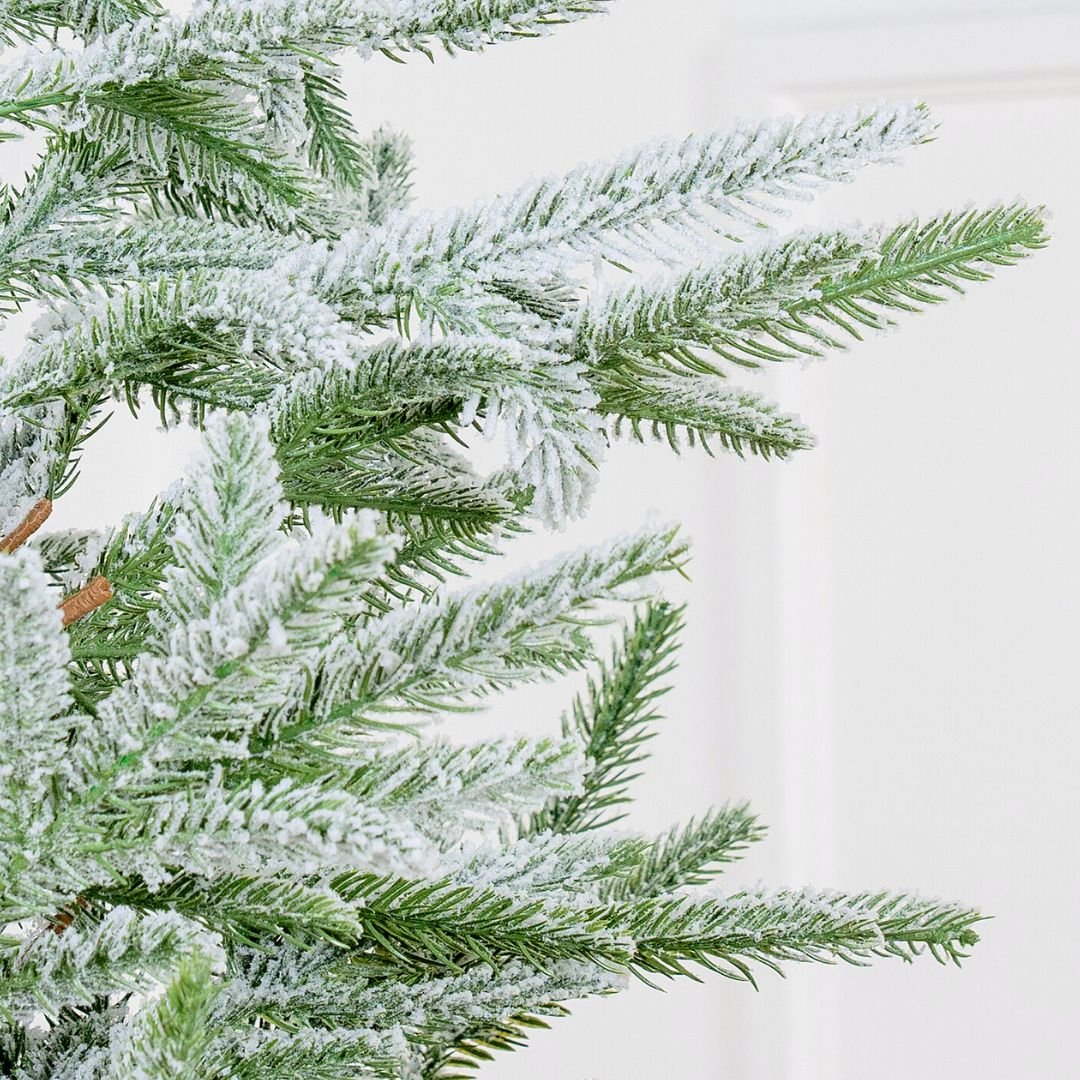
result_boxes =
[0,0,163,46]
[421,1013,557,1080]
[333,734,588,837]
[0,907,217,1020]
[575,230,870,374]
[0,0,610,140]
[377,1,611,60]
[364,126,414,225]
[624,889,983,985]
[0,546,74,781]
[328,874,983,985]
[87,874,364,949]
[0,140,147,312]
[334,872,627,973]
[306,526,687,728]
[354,511,512,619]
[58,218,303,280]
[86,80,310,213]
[531,600,684,833]
[301,65,371,192]
[64,499,176,702]
[380,103,935,277]
[597,370,815,459]
[108,951,218,1080]
[606,804,767,900]
[712,203,1048,367]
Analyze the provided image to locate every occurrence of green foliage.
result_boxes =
[109,952,218,1080]
[321,872,983,986]
[0,908,215,1019]
[531,600,684,833]
[88,873,364,948]
[575,230,869,374]
[0,0,163,46]
[301,65,371,192]
[607,804,766,900]
[64,500,176,702]
[322,527,688,724]
[364,126,414,225]
[703,204,1049,368]
[597,370,815,459]
[0,1,1045,1075]
[0,139,147,311]
[93,81,309,220]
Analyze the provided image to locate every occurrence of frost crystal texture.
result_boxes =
[0,1,1046,1076]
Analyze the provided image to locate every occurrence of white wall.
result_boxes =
[3,2,1077,1077]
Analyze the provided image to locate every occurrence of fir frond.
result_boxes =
[333,874,982,983]
[271,336,604,526]
[625,888,984,983]
[301,64,371,192]
[448,832,646,904]
[86,80,310,227]
[207,1025,400,1080]
[422,1014,551,1080]
[33,527,103,581]
[86,501,397,778]
[329,734,588,840]
[362,102,934,275]
[0,140,147,311]
[0,403,67,536]
[607,804,767,900]
[531,600,683,833]
[278,426,513,526]
[705,203,1049,367]
[0,0,607,137]
[0,907,218,1019]
[0,999,115,1079]
[0,547,73,783]
[153,411,284,635]
[598,370,815,459]
[373,1,610,60]
[355,510,511,618]
[58,423,289,706]
[88,874,364,948]
[364,126,414,225]
[764,200,1049,356]
[219,948,618,1079]
[107,951,217,1080]
[61,218,303,279]
[65,499,176,702]
[334,872,625,972]
[4,272,351,412]
[574,229,870,374]
[294,525,687,734]
[0,0,162,46]
[95,766,437,884]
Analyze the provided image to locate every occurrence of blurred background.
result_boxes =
[4,1,1078,1076]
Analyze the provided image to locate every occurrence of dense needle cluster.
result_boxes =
[0,2,1046,1077]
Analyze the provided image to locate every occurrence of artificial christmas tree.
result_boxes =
[0,2,1046,1076]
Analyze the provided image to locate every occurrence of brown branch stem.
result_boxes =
[0,498,52,553]
[59,575,112,627]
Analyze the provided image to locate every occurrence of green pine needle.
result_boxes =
[531,600,684,833]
